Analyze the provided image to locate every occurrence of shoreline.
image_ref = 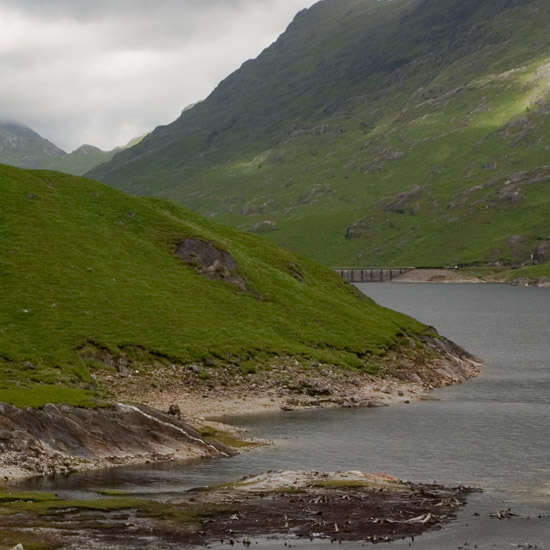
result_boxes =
[0,380,421,484]
[0,403,233,483]
[1,339,481,483]
[0,469,479,548]
[391,268,485,284]
[149,374,427,422]
[383,268,550,286]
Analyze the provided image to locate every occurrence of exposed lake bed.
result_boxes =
[5,284,550,549]
[0,322,480,482]
[1,470,477,549]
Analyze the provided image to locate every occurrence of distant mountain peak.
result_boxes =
[0,121,43,140]
[0,122,148,176]
[71,144,103,156]
[0,121,66,168]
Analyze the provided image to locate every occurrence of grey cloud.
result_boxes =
[0,0,316,151]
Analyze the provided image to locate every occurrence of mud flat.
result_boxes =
[193,470,478,544]
[0,470,478,549]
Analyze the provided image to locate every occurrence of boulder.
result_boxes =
[176,238,248,291]
[532,241,550,264]
[253,220,277,233]
[511,278,530,287]
[535,277,550,288]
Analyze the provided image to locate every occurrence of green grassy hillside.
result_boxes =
[0,164,431,408]
[89,0,550,269]
[44,144,117,176]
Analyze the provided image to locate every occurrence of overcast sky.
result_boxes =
[0,0,317,152]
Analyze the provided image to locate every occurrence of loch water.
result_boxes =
[16,283,550,548]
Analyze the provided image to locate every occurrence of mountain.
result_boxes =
[0,122,146,176]
[1,162,463,409]
[0,122,66,169]
[89,0,550,270]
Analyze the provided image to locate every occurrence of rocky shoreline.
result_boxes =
[0,403,233,482]
[123,335,480,421]
[0,336,481,482]
[510,276,550,287]
[391,268,485,283]
[390,268,550,286]
[0,338,482,549]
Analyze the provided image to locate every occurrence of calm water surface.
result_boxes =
[17,284,550,548]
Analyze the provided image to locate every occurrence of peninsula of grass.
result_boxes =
[0,164,431,408]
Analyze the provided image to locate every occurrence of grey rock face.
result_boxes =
[532,241,550,264]
[176,238,248,291]
[253,220,277,233]
[535,277,550,287]
[0,403,234,477]
[511,278,530,286]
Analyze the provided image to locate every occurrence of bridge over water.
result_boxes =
[334,267,414,283]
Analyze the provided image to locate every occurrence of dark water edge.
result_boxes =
[13,284,550,549]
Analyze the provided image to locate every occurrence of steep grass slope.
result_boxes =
[90,0,550,269]
[0,163,431,408]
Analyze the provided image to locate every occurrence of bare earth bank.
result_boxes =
[391,269,484,283]
[0,341,482,550]
[1,336,481,482]
[391,268,550,286]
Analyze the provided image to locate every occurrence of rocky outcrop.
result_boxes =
[532,240,550,264]
[416,335,482,387]
[381,184,424,215]
[511,276,550,287]
[253,220,277,233]
[176,238,248,291]
[0,403,233,478]
[511,277,531,287]
[345,219,370,239]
